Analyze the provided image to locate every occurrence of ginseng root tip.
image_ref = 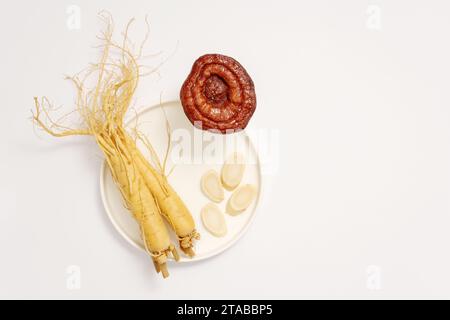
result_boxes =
[153,260,161,274]
[160,263,169,279]
[183,247,196,258]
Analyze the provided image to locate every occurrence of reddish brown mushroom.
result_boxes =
[180,54,256,134]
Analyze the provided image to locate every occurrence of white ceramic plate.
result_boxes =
[100,101,261,262]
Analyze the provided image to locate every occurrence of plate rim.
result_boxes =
[99,100,262,263]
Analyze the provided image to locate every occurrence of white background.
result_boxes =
[1,0,450,299]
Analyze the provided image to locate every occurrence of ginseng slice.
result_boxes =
[221,152,245,191]
[201,203,227,237]
[201,170,224,203]
[227,184,256,215]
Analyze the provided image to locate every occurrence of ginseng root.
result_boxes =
[31,14,196,277]
[121,128,200,257]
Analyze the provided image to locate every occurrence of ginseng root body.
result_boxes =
[32,15,198,278]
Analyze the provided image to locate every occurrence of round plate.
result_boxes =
[100,100,261,262]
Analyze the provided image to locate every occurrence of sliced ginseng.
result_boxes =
[227,184,256,215]
[201,170,225,203]
[221,152,245,191]
[201,203,228,237]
